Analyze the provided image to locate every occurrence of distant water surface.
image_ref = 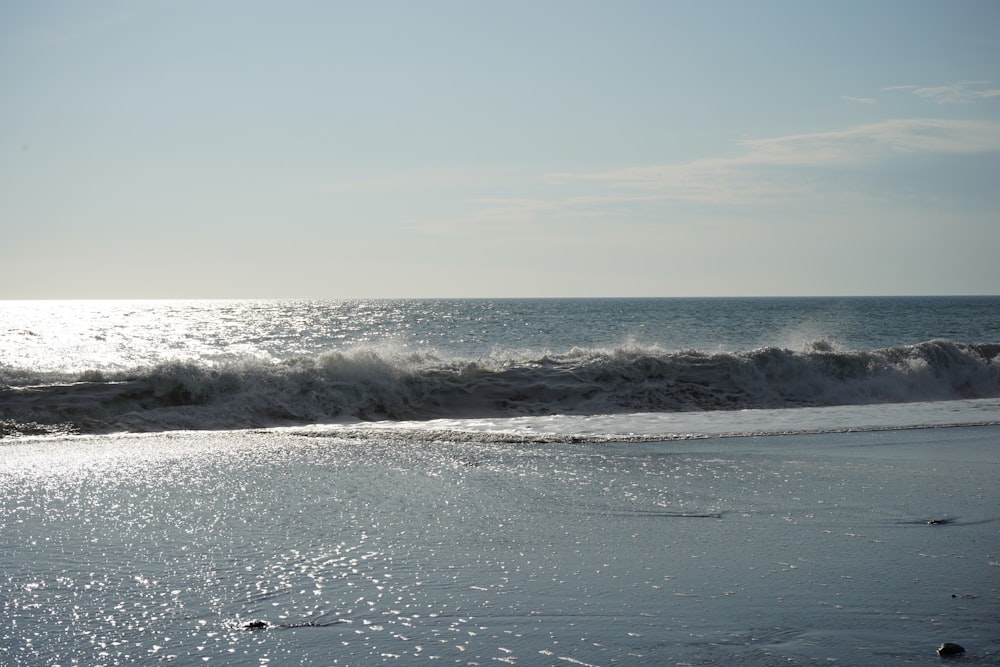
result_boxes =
[4,297,999,369]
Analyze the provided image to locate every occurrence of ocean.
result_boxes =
[2,297,999,665]
[2,296,1000,437]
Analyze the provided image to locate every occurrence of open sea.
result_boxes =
[2,297,999,665]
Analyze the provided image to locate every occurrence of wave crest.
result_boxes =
[2,340,998,434]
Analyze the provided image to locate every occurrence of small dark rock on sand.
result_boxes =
[937,642,965,657]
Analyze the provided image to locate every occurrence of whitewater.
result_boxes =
[2,297,999,437]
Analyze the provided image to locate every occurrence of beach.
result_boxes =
[2,297,998,664]
[3,424,997,666]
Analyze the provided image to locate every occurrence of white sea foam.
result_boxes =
[2,340,998,437]
[2,298,998,437]
[293,397,1000,443]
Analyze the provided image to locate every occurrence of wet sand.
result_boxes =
[2,425,998,665]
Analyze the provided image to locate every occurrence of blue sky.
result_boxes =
[2,0,999,297]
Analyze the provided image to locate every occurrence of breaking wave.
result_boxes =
[2,339,999,436]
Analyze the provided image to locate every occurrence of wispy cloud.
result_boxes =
[398,118,1000,234]
[548,119,1000,201]
[841,95,877,105]
[884,80,1000,104]
[738,118,1000,162]
[434,118,1000,230]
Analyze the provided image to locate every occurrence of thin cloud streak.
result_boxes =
[739,118,1000,162]
[553,118,1000,193]
[841,95,877,104]
[355,117,1000,235]
[443,118,1000,227]
[884,80,1000,104]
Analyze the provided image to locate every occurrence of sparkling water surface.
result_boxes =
[4,296,998,375]
[3,426,998,666]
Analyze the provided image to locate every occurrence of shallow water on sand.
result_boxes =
[2,426,998,665]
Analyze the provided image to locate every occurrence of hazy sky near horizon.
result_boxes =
[2,0,999,298]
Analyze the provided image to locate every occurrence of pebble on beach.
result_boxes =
[937,642,965,657]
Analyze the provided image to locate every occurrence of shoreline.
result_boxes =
[4,396,1000,444]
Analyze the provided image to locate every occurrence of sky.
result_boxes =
[2,0,999,298]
